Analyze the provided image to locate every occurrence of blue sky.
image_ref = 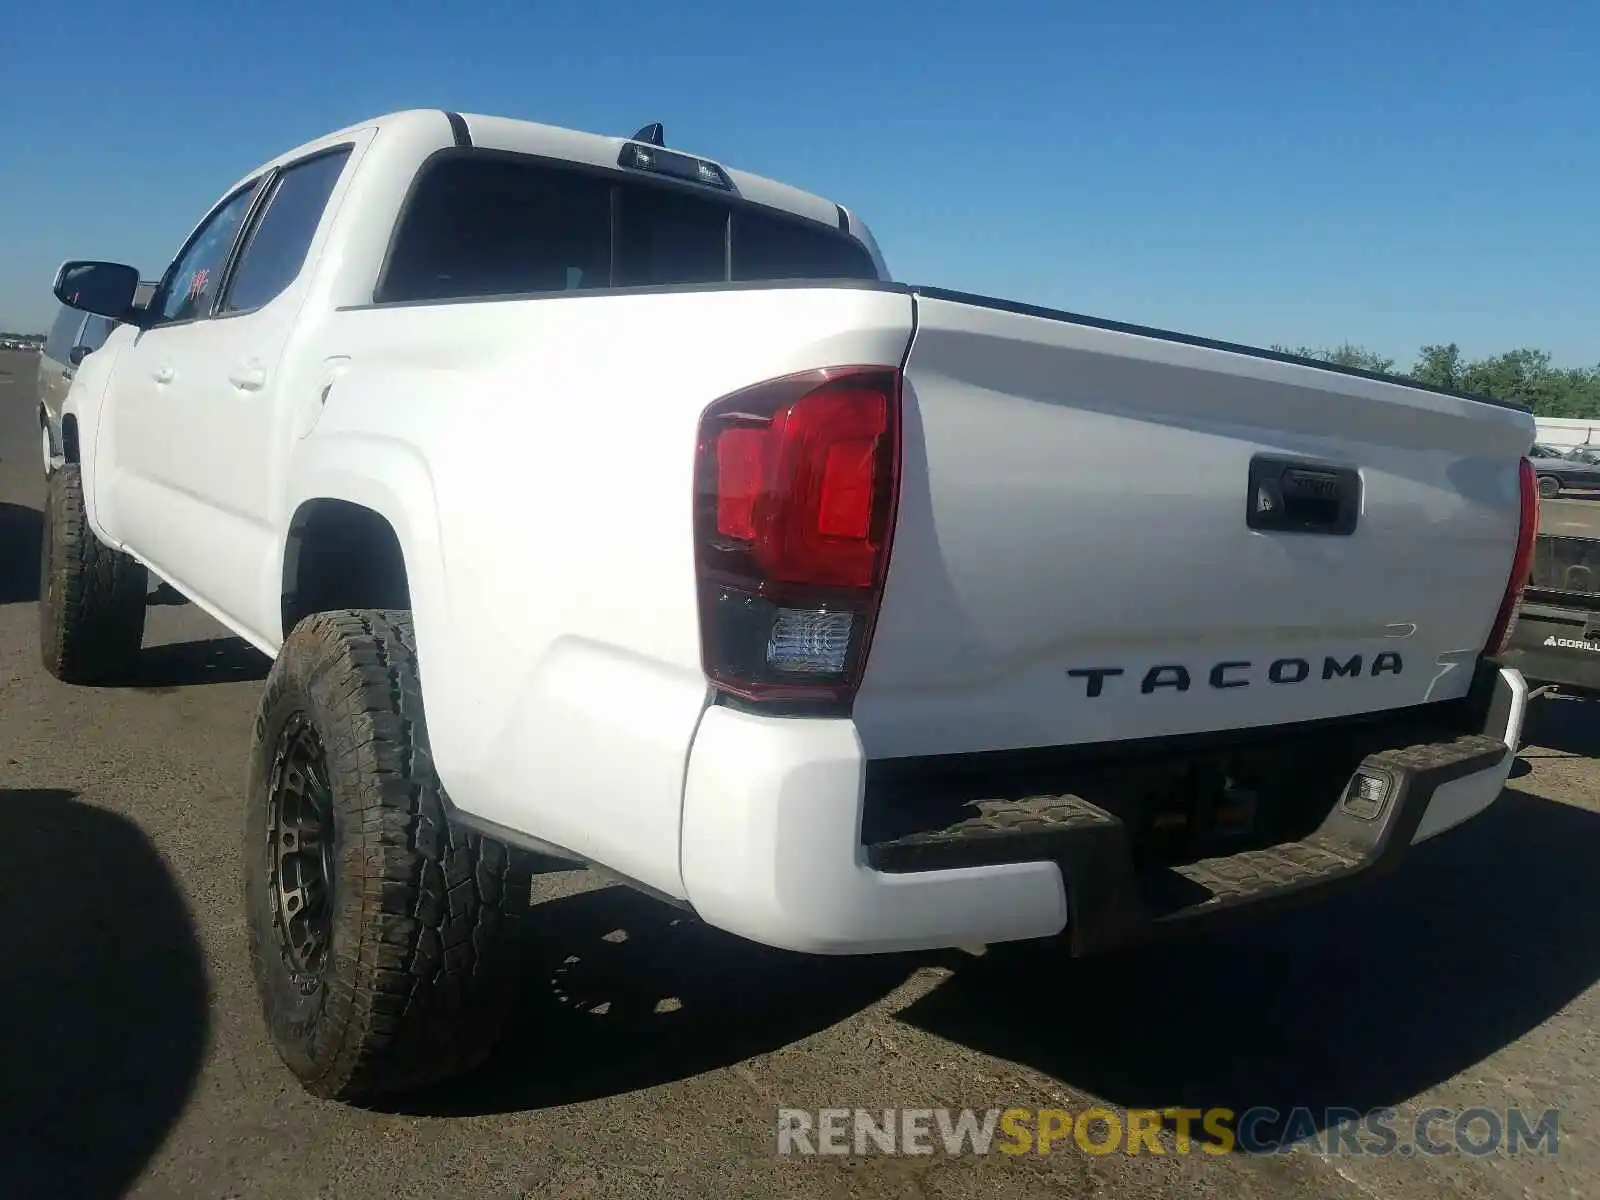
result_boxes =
[1,0,1594,367]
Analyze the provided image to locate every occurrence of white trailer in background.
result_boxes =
[1535,417,1600,450]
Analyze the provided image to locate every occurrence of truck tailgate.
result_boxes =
[853,291,1535,759]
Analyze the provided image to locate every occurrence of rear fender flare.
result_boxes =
[281,436,467,785]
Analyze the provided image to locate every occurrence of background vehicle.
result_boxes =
[38,304,115,473]
[37,282,153,473]
[1529,442,1600,498]
[43,108,1537,1105]
[1497,529,1600,692]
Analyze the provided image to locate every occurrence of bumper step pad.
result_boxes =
[865,733,1508,956]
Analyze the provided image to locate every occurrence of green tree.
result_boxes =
[1281,338,1600,419]
[1273,342,1396,374]
[1410,343,1465,391]
[1444,349,1600,418]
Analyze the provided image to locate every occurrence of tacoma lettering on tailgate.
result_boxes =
[1067,653,1403,698]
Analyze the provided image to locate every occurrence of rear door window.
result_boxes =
[223,147,353,313]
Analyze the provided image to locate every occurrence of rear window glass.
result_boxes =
[379,157,611,302]
[614,185,726,287]
[733,208,876,281]
[378,152,876,303]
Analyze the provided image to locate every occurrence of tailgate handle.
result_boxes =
[1247,456,1361,536]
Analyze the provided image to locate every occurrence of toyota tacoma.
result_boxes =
[43,108,1538,1101]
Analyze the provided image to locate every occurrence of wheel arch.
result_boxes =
[280,498,412,634]
[280,443,445,642]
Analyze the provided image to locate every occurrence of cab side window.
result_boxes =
[154,182,260,324]
[223,147,352,313]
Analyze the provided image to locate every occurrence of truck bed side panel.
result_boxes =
[306,285,917,896]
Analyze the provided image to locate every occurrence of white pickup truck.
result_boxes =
[46,109,1538,1103]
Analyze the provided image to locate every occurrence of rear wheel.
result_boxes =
[1538,475,1561,499]
[244,609,532,1101]
[38,464,147,683]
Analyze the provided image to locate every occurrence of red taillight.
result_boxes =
[693,367,901,707]
[1487,456,1539,657]
[714,427,765,540]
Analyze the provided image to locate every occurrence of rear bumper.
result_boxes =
[678,667,1527,955]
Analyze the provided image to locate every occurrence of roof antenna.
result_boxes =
[631,123,665,147]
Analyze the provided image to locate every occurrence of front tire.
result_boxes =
[244,609,531,1102]
[1538,475,1561,499]
[38,463,147,683]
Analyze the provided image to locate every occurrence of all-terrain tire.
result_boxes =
[38,463,147,683]
[244,609,532,1102]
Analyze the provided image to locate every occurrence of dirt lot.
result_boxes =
[2,350,1597,1199]
[1536,496,1600,539]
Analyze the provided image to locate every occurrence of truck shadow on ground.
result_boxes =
[896,784,1600,1146]
[0,501,42,604]
[1516,691,1600,759]
[376,880,913,1118]
[131,637,272,692]
[0,789,209,1199]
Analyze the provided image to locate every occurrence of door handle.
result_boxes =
[152,364,175,384]
[228,363,267,392]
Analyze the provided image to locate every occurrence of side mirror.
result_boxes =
[68,344,91,366]
[53,260,141,322]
